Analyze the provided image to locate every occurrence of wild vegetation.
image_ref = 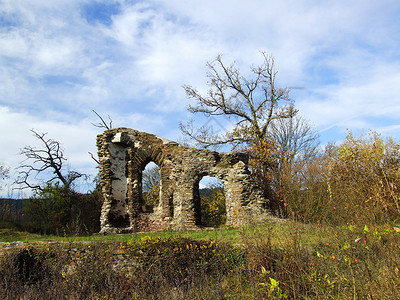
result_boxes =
[1,221,399,299]
[284,131,400,226]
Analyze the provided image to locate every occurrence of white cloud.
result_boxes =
[32,37,80,70]
[0,31,28,58]
[298,64,400,137]
[106,3,152,48]
[0,106,97,168]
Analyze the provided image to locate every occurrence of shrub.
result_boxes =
[0,246,66,299]
[0,226,399,299]
[24,185,73,234]
[327,131,400,225]
[240,223,400,299]
[70,186,102,235]
[22,183,102,235]
[285,131,400,226]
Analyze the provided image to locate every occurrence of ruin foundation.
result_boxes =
[97,128,274,234]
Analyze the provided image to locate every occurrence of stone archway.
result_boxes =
[97,128,274,234]
[141,161,160,213]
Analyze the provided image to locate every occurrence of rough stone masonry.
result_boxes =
[97,127,274,234]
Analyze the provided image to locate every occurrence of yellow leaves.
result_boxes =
[185,243,195,250]
[201,185,226,227]
[140,236,152,242]
[326,130,400,222]
[342,241,351,250]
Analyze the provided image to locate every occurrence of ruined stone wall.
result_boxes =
[97,127,273,234]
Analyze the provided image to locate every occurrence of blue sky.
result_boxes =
[1,0,400,196]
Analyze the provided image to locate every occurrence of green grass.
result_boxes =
[0,220,324,244]
[1,219,388,251]
[0,228,58,243]
[0,226,231,243]
[0,220,362,245]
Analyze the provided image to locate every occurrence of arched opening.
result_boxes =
[141,161,160,213]
[196,175,226,227]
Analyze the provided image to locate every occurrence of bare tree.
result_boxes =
[0,163,9,191]
[89,110,113,164]
[181,53,298,208]
[142,164,160,193]
[180,52,296,150]
[269,115,320,188]
[15,130,84,191]
[0,164,9,178]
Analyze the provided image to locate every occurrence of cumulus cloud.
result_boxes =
[299,63,400,135]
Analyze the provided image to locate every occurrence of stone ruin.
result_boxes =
[97,127,274,234]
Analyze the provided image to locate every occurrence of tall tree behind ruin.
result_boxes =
[180,53,317,211]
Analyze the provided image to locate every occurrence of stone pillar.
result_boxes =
[98,131,131,234]
[172,177,198,230]
[157,166,174,220]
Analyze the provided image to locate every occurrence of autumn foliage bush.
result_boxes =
[285,131,400,225]
[326,132,400,224]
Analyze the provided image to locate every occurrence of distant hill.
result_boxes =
[199,188,212,197]
[199,188,224,197]
[0,198,30,211]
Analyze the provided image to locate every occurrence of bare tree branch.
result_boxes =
[0,164,9,180]
[269,115,320,186]
[15,129,84,191]
[92,110,113,130]
[88,152,100,164]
